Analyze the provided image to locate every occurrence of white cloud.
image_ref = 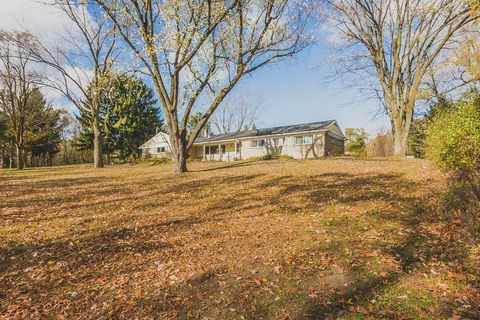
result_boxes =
[0,0,94,112]
[0,0,69,35]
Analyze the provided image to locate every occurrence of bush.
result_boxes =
[425,96,480,201]
[408,98,452,158]
[408,119,427,158]
[345,128,368,156]
[249,154,293,161]
[152,157,171,165]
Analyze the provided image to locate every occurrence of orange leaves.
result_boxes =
[0,158,478,318]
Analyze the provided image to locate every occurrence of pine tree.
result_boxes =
[75,74,163,161]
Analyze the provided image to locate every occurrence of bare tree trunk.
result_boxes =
[16,144,24,170]
[170,128,188,173]
[391,117,411,156]
[8,144,13,168]
[173,144,188,173]
[92,109,104,168]
[63,141,68,165]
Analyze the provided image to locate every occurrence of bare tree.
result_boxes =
[94,0,311,173]
[210,87,263,134]
[325,0,479,156]
[25,0,119,168]
[0,32,41,169]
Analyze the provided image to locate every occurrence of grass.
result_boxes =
[0,157,479,319]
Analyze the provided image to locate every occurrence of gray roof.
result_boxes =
[195,120,337,144]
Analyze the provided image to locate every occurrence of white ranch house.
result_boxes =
[139,120,345,161]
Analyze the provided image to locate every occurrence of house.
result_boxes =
[139,132,171,157]
[139,120,345,161]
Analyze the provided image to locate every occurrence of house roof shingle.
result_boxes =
[194,120,337,144]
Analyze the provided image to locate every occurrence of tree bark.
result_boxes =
[63,141,68,165]
[391,116,411,156]
[16,144,24,170]
[170,129,189,173]
[92,109,104,168]
[173,152,188,173]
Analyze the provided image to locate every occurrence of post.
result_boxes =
[234,142,237,160]
[218,144,221,161]
[203,145,206,161]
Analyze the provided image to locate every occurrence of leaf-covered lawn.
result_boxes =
[1,158,479,319]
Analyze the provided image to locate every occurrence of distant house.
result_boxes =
[140,120,345,161]
[139,132,171,157]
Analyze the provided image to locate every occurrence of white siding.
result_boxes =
[141,121,345,162]
[239,133,326,159]
[140,132,171,157]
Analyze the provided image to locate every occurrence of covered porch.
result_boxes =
[192,140,241,161]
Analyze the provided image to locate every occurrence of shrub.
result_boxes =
[408,119,427,158]
[249,154,293,161]
[345,128,368,156]
[152,157,171,165]
[127,154,139,164]
[408,98,452,158]
[425,96,480,201]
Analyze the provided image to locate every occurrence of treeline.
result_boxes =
[0,88,70,168]
[0,71,163,169]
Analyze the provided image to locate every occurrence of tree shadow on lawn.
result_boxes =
[0,168,475,319]
[143,171,473,319]
[288,179,473,319]
[211,172,473,319]
[189,160,259,172]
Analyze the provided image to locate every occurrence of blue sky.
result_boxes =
[239,42,391,136]
[1,0,391,138]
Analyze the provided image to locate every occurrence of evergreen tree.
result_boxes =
[26,107,66,166]
[76,75,162,160]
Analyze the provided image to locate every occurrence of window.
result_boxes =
[295,135,314,145]
[273,137,285,146]
[251,139,266,148]
[156,147,166,153]
[205,145,225,155]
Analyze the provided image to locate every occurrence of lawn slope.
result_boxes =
[0,158,479,319]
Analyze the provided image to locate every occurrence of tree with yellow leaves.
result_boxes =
[94,0,312,173]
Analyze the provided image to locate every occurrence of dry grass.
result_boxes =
[0,158,479,319]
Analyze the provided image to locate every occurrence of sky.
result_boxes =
[241,45,391,135]
[0,0,391,137]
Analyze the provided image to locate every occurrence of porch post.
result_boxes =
[218,143,221,161]
[234,141,237,160]
[203,145,206,161]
